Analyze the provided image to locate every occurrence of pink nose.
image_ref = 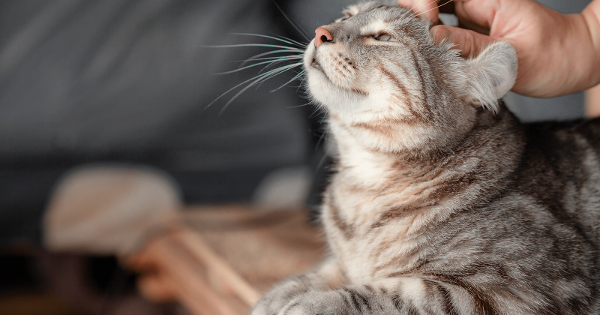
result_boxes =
[315,27,333,47]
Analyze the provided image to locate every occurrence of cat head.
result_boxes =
[303,2,517,153]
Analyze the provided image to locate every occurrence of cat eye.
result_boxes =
[373,34,395,42]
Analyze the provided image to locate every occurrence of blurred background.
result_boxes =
[0,0,596,314]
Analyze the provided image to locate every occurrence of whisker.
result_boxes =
[296,80,305,93]
[398,0,437,20]
[253,62,303,89]
[256,56,303,74]
[309,104,326,119]
[240,49,304,67]
[218,55,303,75]
[233,33,302,47]
[316,145,331,175]
[416,0,440,13]
[244,55,304,63]
[206,76,264,109]
[286,100,312,109]
[210,62,303,115]
[271,1,311,42]
[419,0,453,16]
[315,124,328,148]
[274,35,308,48]
[232,33,307,48]
[436,0,453,9]
[271,70,305,92]
[206,64,297,110]
[258,60,301,73]
[208,43,304,50]
[398,2,420,19]
[207,9,310,114]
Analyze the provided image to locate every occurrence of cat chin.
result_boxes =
[304,40,369,113]
[310,86,366,114]
[305,70,366,114]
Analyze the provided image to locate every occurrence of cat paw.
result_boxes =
[251,280,310,315]
[278,290,355,315]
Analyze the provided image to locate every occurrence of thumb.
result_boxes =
[431,25,497,58]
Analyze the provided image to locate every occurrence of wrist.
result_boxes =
[581,0,600,88]
[558,12,600,96]
[508,1,600,98]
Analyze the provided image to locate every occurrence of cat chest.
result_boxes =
[328,224,422,283]
[323,198,423,282]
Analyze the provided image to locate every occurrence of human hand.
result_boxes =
[398,0,600,98]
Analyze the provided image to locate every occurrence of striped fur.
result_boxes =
[251,2,600,314]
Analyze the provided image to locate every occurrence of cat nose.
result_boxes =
[315,27,333,47]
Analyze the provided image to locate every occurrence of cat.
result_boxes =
[250,2,600,314]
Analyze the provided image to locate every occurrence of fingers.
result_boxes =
[430,25,497,58]
[398,0,440,23]
[399,1,501,59]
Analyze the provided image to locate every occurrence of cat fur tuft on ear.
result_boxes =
[464,41,518,112]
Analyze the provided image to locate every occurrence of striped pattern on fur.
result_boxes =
[252,2,600,314]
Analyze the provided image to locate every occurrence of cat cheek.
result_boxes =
[303,41,317,67]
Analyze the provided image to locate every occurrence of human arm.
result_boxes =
[398,0,600,98]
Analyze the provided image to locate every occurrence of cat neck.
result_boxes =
[327,105,524,190]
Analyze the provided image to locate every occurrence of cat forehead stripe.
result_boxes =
[360,20,388,35]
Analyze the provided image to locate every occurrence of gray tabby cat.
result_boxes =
[252,2,600,314]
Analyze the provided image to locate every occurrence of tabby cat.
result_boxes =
[251,2,600,314]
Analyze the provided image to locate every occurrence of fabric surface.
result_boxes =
[0,0,308,168]
[0,0,311,243]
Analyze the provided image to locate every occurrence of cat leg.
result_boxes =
[251,257,345,315]
[276,276,514,315]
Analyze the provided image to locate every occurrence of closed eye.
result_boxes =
[373,33,395,42]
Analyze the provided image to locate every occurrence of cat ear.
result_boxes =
[464,41,518,111]
[342,5,360,18]
[336,5,359,22]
